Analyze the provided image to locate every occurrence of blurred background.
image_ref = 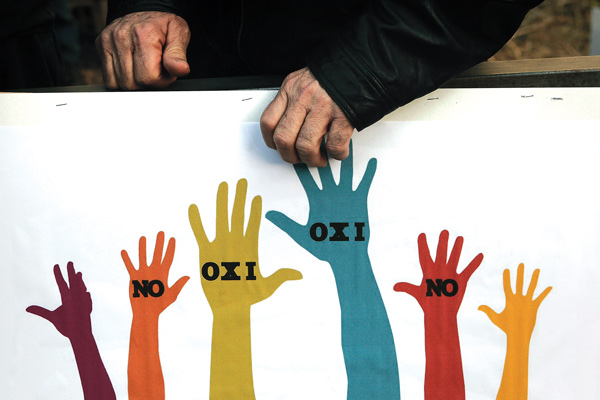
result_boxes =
[62,0,599,86]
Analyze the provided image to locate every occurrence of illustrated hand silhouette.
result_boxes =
[121,231,189,316]
[189,179,302,312]
[266,141,376,264]
[394,230,484,315]
[479,263,552,339]
[27,262,92,339]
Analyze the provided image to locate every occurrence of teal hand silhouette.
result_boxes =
[267,142,400,400]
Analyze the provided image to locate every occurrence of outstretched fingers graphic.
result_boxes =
[122,231,189,315]
[266,142,377,263]
[266,143,400,400]
[26,262,116,400]
[394,230,484,400]
[394,230,484,314]
[189,178,301,400]
[122,231,189,400]
[479,263,552,400]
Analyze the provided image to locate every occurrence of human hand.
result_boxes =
[27,262,92,339]
[479,263,552,339]
[121,231,189,316]
[266,142,375,265]
[189,179,302,312]
[394,230,484,316]
[260,67,354,167]
[96,11,191,90]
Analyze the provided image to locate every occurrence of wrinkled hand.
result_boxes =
[121,231,189,316]
[96,11,191,90]
[479,263,552,338]
[189,179,302,312]
[394,230,484,315]
[266,142,375,264]
[27,262,92,339]
[260,67,354,167]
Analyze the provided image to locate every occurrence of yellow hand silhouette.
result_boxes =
[479,263,552,400]
[479,263,552,339]
[188,178,302,400]
[189,179,302,311]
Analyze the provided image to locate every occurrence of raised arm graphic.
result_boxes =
[121,231,190,400]
[26,262,116,400]
[266,143,401,400]
[479,263,552,400]
[394,230,484,400]
[189,178,302,400]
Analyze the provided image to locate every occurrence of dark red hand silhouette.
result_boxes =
[27,262,115,400]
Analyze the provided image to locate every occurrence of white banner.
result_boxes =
[1,89,599,399]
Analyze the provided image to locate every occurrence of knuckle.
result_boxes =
[259,115,276,134]
[273,132,294,152]
[113,27,130,44]
[295,137,317,156]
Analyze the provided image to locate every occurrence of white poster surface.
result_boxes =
[1,89,599,400]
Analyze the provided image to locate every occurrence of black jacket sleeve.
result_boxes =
[305,0,543,130]
[106,0,184,24]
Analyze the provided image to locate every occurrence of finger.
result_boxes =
[393,282,420,299]
[132,36,176,88]
[162,17,191,78]
[111,30,139,90]
[162,236,176,268]
[246,195,262,239]
[272,102,307,164]
[295,110,328,167]
[503,268,514,296]
[325,117,353,161]
[417,233,434,273]
[526,268,540,299]
[66,261,76,287]
[355,158,377,197]
[95,34,118,89]
[266,211,304,244]
[447,235,464,271]
[67,262,86,294]
[294,163,320,195]
[136,235,147,268]
[260,90,288,150]
[534,286,552,307]
[317,156,336,189]
[189,204,209,246]
[121,249,136,275]
[478,305,500,326]
[216,182,230,238]
[151,231,166,267]
[262,268,303,299]
[434,230,450,266]
[516,263,525,295]
[338,140,354,189]
[461,253,484,281]
[26,305,54,322]
[231,179,248,237]
[53,264,69,299]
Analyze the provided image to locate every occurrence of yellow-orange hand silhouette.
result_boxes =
[189,179,301,400]
[479,263,552,400]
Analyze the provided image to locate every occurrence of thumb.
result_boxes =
[26,305,54,322]
[170,276,190,299]
[162,17,191,77]
[266,211,305,244]
[478,305,501,327]
[261,268,303,299]
[393,282,420,300]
